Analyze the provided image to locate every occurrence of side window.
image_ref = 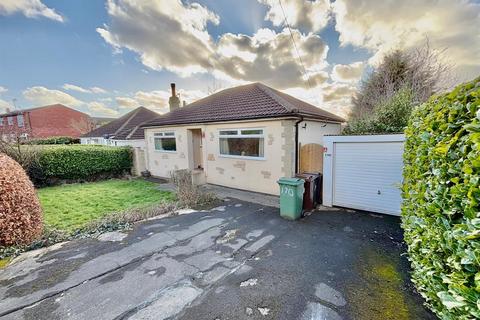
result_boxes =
[154,132,176,151]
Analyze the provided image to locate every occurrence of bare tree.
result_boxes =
[350,41,452,119]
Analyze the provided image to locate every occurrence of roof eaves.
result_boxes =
[297,111,345,123]
[141,114,303,128]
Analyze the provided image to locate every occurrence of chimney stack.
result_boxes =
[168,83,180,112]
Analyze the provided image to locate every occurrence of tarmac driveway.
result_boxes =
[0,200,435,320]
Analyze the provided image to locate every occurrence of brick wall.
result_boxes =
[29,104,94,138]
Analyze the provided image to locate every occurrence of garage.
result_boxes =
[322,134,405,216]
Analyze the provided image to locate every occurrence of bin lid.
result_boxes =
[277,177,304,186]
[295,173,315,181]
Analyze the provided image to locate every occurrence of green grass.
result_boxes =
[37,179,175,232]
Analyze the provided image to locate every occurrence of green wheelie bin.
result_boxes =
[277,177,305,220]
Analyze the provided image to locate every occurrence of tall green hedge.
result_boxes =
[38,145,132,180]
[402,77,480,319]
[24,136,80,145]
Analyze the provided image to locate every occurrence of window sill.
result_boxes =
[218,154,266,161]
[154,150,177,154]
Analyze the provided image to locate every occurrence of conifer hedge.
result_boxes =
[402,77,480,319]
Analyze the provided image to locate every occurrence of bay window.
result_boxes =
[219,128,265,159]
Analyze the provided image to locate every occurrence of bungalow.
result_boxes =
[141,83,345,195]
[81,106,159,149]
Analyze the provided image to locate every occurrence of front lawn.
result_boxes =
[37,179,175,232]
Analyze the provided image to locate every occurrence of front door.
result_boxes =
[191,129,203,169]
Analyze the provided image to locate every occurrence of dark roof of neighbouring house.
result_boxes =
[92,116,116,126]
[82,106,159,140]
[141,83,345,128]
[0,104,86,117]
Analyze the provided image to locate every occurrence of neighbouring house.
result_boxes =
[0,104,94,142]
[81,106,159,149]
[141,82,345,195]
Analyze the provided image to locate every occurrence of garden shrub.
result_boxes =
[24,136,80,145]
[171,169,216,208]
[38,145,132,181]
[402,77,480,319]
[0,154,43,246]
[344,88,414,134]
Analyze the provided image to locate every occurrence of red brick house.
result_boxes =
[0,104,94,141]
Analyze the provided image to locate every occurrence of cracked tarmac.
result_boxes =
[0,200,436,320]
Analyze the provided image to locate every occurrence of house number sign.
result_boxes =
[281,186,294,197]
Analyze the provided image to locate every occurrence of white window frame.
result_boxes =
[7,116,13,126]
[17,114,24,127]
[218,128,266,160]
[153,131,177,153]
[0,117,3,126]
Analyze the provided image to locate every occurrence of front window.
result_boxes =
[17,115,24,127]
[0,117,3,126]
[154,132,176,152]
[219,128,264,158]
[7,117,13,125]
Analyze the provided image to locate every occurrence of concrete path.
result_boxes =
[0,200,435,320]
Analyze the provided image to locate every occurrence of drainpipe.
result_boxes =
[294,115,303,174]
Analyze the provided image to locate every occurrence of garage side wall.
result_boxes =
[298,121,341,146]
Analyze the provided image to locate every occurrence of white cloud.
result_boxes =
[97,0,219,76]
[0,0,63,22]
[116,97,138,110]
[91,87,107,94]
[23,86,82,107]
[63,84,108,94]
[116,88,207,114]
[0,99,11,113]
[331,61,365,83]
[284,82,356,119]
[88,102,119,117]
[0,86,7,94]
[332,0,480,80]
[215,28,329,89]
[62,84,90,93]
[98,0,330,89]
[259,0,331,32]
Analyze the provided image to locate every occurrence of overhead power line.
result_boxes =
[278,0,313,90]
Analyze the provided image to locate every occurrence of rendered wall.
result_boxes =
[297,121,342,146]
[144,119,296,195]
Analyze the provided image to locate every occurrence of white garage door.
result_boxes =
[332,141,404,215]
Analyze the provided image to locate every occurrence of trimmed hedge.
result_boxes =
[37,145,132,181]
[24,136,80,145]
[402,77,480,319]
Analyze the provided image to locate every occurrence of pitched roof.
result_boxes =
[0,104,87,117]
[82,106,159,140]
[142,83,345,128]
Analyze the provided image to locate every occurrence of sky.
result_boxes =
[0,0,479,119]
